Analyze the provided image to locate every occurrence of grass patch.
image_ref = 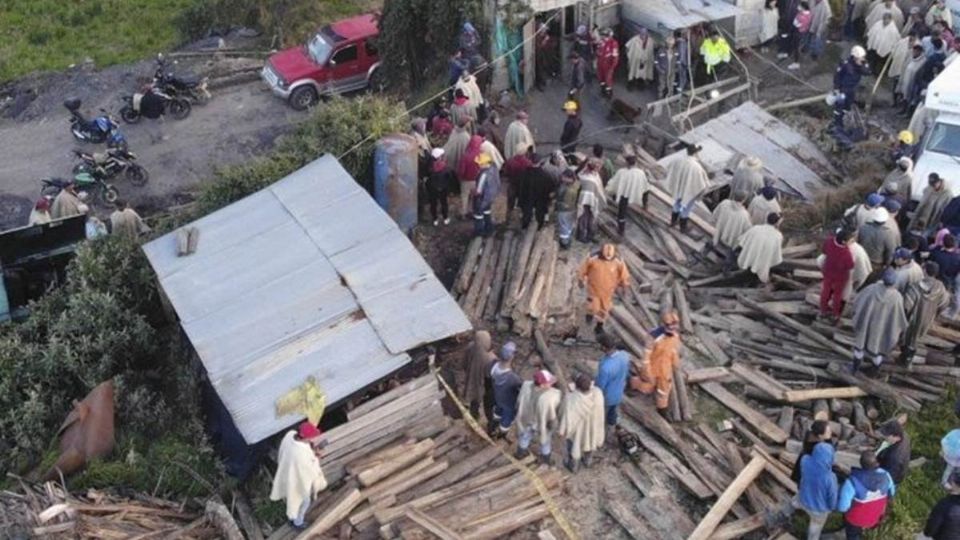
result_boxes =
[0,0,194,81]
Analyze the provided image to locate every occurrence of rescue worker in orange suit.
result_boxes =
[632,311,682,413]
[596,29,620,98]
[578,243,630,335]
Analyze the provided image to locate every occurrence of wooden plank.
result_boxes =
[483,232,515,320]
[688,455,767,540]
[709,513,765,540]
[454,238,484,295]
[358,439,435,487]
[783,387,867,402]
[729,363,789,400]
[295,486,363,539]
[409,445,501,497]
[685,367,730,383]
[699,382,789,443]
[605,499,649,540]
[738,296,851,360]
[620,418,713,499]
[348,375,438,421]
[825,363,922,411]
[635,496,696,540]
[672,281,694,334]
[405,509,463,540]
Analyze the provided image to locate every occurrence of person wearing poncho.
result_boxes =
[51,181,83,220]
[625,28,655,89]
[927,0,954,29]
[865,0,904,31]
[730,156,765,201]
[901,261,950,363]
[606,155,651,235]
[896,44,926,108]
[558,374,606,472]
[503,112,535,160]
[442,117,472,178]
[515,370,562,464]
[578,243,630,334]
[449,88,476,129]
[711,197,752,266]
[462,330,496,422]
[852,269,907,372]
[749,186,782,225]
[867,13,903,74]
[270,421,328,528]
[887,34,915,88]
[664,144,710,232]
[808,0,833,58]
[880,157,914,203]
[737,212,785,284]
[891,246,924,293]
[910,173,953,234]
[454,72,484,118]
[859,207,900,267]
[576,161,606,243]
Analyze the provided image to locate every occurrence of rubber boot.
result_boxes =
[670,212,679,226]
[617,219,625,236]
[679,217,689,233]
[849,357,862,374]
[483,214,493,237]
[564,458,580,473]
[515,447,530,459]
[582,452,593,468]
[538,453,553,466]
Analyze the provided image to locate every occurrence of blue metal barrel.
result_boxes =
[373,133,419,235]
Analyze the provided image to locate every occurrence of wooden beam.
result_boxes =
[709,513,765,540]
[783,387,867,402]
[294,486,363,539]
[605,499,650,539]
[699,382,789,443]
[688,455,767,540]
[405,509,463,540]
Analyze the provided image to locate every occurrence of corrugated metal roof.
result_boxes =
[143,155,471,444]
[623,0,743,31]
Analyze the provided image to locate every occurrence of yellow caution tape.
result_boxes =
[431,365,580,540]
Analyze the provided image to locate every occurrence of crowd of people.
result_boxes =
[28,180,150,241]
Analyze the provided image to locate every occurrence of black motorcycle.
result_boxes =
[153,54,212,105]
[40,173,119,205]
[119,89,191,124]
[71,148,148,186]
[64,97,125,147]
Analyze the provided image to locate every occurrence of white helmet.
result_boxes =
[850,45,867,59]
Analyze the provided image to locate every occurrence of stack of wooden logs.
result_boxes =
[454,224,588,337]
[0,478,241,539]
[268,374,566,540]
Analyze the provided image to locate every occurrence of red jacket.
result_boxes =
[822,236,855,282]
[457,135,484,182]
[502,154,533,182]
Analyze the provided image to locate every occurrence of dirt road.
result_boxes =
[0,58,304,229]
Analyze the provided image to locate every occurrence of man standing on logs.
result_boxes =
[463,330,496,431]
[859,207,900,271]
[578,243,630,335]
[558,373,606,472]
[632,311,682,415]
[595,333,630,432]
[852,269,908,374]
[729,156,765,202]
[749,186,782,226]
[890,246,924,293]
[709,196,752,270]
[502,143,535,221]
[270,421,328,530]
[796,442,839,540]
[664,143,710,233]
[737,212,785,286]
[902,261,951,363]
[820,228,856,322]
[490,342,523,439]
[837,451,896,540]
[605,154,651,235]
[515,369,561,464]
[473,152,500,238]
[555,169,581,249]
[519,158,556,229]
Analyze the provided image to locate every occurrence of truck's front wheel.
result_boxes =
[289,86,319,111]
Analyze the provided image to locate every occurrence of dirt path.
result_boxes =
[0,60,304,229]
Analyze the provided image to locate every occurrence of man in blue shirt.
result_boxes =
[797,442,839,539]
[594,332,630,431]
[832,45,870,129]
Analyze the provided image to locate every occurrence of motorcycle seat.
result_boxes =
[93,152,109,165]
[171,74,201,87]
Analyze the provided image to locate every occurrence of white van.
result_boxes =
[912,56,960,201]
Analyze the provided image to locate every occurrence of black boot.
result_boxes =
[538,453,553,466]
[594,322,604,335]
[670,212,679,226]
[617,219,625,235]
[849,357,862,374]
[679,217,689,233]
[515,447,530,459]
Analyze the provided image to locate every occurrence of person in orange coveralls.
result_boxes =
[596,28,620,97]
[578,243,630,335]
[632,311,682,412]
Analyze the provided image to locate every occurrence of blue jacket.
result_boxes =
[838,467,895,512]
[595,350,630,406]
[833,57,869,95]
[798,443,839,513]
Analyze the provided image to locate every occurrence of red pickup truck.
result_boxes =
[261,13,383,110]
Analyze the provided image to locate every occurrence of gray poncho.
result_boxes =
[853,282,907,355]
[902,277,950,350]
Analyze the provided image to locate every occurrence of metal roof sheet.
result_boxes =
[143,155,471,443]
[623,0,743,31]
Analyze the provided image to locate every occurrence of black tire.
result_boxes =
[169,98,191,120]
[289,86,319,111]
[367,68,387,94]
[101,184,119,205]
[126,164,149,186]
[120,106,141,124]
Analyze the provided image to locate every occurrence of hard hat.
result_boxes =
[898,130,914,144]
[474,152,493,166]
[851,45,867,59]
[562,100,578,112]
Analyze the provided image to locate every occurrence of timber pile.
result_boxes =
[453,225,590,337]
[269,373,566,540]
[0,478,237,539]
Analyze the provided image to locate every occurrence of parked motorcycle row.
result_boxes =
[49,54,212,205]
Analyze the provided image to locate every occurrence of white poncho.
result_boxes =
[730,158,765,200]
[897,54,925,96]
[503,120,535,160]
[852,282,907,355]
[865,3,904,31]
[606,167,651,203]
[712,199,752,248]
[557,386,606,460]
[443,126,472,172]
[737,224,783,283]
[810,0,834,37]
[748,196,781,226]
[664,156,710,205]
[867,20,902,57]
[626,34,655,81]
[888,37,912,78]
[270,431,328,520]
[455,75,484,108]
[516,382,562,448]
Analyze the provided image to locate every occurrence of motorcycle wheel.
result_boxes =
[169,98,191,120]
[120,106,141,124]
[101,184,119,205]
[126,164,149,186]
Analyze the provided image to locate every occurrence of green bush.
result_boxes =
[195,95,408,214]
[173,0,260,42]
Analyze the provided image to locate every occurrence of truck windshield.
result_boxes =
[308,34,333,64]
[927,122,960,157]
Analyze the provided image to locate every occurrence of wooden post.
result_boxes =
[783,387,867,402]
[687,455,766,540]
[295,486,363,539]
